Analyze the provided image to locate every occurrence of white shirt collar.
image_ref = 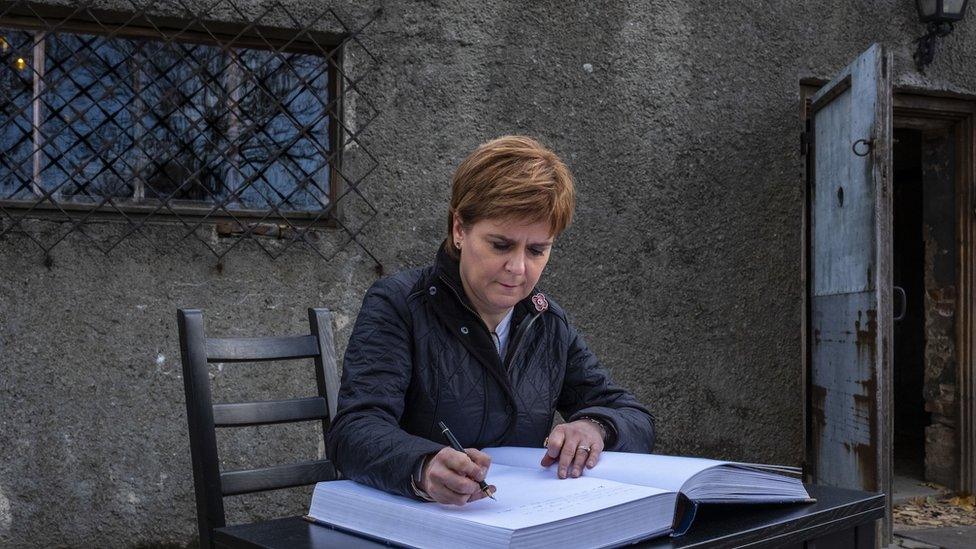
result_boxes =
[492,308,515,358]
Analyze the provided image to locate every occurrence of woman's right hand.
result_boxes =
[421,447,496,505]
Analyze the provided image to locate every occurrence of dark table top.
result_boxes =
[214,484,885,549]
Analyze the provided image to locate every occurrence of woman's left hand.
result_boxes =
[540,420,605,478]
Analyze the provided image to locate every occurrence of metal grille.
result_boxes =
[0,0,381,266]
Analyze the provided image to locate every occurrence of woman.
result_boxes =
[325,136,655,505]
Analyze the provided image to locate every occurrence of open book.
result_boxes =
[307,446,812,549]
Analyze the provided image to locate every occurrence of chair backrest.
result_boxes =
[177,308,341,548]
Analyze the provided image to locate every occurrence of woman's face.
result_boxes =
[454,216,553,323]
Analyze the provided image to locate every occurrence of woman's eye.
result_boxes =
[491,242,511,251]
[529,248,546,257]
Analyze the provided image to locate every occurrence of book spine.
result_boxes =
[670,493,700,537]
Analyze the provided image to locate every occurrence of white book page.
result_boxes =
[438,465,669,529]
[316,464,669,530]
[484,446,728,492]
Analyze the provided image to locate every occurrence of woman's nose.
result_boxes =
[505,252,526,274]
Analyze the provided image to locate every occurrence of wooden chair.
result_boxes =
[177,308,341,548]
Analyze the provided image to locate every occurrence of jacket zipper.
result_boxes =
[503,311,541,373]
[436,273,542,444]
[438,273,512,443]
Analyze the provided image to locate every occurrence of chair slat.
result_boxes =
[213,397,328,427]
[205,335,319,362]
[220,460,337,496]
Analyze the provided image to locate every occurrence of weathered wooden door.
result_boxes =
[807,43,892,507]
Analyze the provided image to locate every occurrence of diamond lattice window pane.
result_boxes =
[2,23,333,212]
[0,29,36,200]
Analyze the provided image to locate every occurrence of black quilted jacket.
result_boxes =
[325,245,656,498]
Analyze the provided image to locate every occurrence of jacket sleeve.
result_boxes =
[556,322,656,453]
[325,280,444,498]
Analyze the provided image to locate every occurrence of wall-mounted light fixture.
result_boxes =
[915,0,970,72]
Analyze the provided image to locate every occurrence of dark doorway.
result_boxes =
[890,122,960,498]
[892,128,928,482]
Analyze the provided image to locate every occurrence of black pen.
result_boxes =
[437,421,496,500]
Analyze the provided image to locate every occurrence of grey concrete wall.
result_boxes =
[3,0,976,546]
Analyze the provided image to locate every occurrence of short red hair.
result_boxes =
[445,136,575,258]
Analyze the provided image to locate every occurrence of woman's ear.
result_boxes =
[452,215,465,247]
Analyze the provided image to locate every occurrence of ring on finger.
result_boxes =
[578,444,591,454]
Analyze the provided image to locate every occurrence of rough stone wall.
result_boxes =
[921,130,958,487]
[2,0,976,546]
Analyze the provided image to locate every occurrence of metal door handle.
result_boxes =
[894,286,907,322]
[853,138,873,157]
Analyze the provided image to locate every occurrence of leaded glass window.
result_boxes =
[0,23,337,216]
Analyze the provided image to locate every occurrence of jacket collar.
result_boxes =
[432,242,547,327]
[433,243,475,312]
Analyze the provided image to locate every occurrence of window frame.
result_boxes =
[0,9,344,227]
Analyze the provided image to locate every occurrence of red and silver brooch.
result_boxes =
[531,293,549,312]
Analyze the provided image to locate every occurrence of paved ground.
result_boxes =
[893,475,944,506]
[888,475,976,549]
[891,526,976,548]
